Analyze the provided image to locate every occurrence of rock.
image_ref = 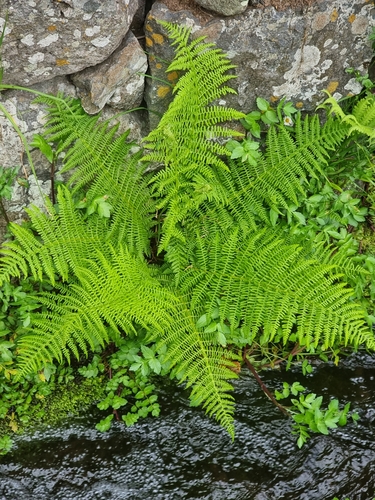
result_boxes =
[0,76,78,228]
[1,0,374,234]
[0,76,77,169]
[71,31,148,114]
[145,0,375,127]
[0,0,140,86]
[0,76,146,226]
[194,0,248,16]
[99,107,149,144]
[131,0,147,37]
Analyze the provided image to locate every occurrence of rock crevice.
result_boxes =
[0,0,373,222]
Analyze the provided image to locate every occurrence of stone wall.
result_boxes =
[0,0,374,228]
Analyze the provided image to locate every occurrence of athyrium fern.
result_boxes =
[33,93,154,257]
[1,22,374,439]
[320,91,375,141]
[143,21,245,251]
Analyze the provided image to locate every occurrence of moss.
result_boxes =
[0,376,106,438]
[356,225,375,254]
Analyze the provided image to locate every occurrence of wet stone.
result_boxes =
[0,354,374,499]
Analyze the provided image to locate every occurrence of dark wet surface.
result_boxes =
[0,353,374,499]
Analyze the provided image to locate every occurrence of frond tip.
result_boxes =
[154,292,239,439]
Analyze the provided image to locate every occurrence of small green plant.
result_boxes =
[77,337,168,432]
[240,97,297,138]
[0,434,12,455]
[275,382,360,448]
[345,67,375,93]
[76,194,113,219]
[226,97,298,164]
[226,137,261,165]
[0,166,19,224]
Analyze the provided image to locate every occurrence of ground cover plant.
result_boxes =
[0,21,375,452]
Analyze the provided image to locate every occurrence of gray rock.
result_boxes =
[0,76,146,226]
[100,106,149,144]
[145,0,375,127]
[0,76,77,169]
[0,77,78,226]
[71,31,148,114]
[131,0,147,36]
[1,0,374,235]
[0,0,140,86]
[194,0,248,16]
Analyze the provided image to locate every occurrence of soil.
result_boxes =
[160,0,319,15]
[159,0,215,22]
[262,0,318,9]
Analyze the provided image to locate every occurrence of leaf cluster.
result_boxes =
[275,381,359,448]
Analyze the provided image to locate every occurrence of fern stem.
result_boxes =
[242,346,289,417]
[0,103,49,213]
[0,198,9,224]
[0,85,75,113]
[258,343,303,370]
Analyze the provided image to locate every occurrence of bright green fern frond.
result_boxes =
[160,21,193,53]
[143,22,245,251]
[235,114,347,220]
[34,94,154,255]
[178,226,374,351]
[151,289,238,438]
[0,186,109,285]
[349,94,375,139]
[352,94,375,127]
[16,245,178,377]
[320,92,375,140]
[187,113,350,237]
[33,93,94,153]
[15,241,238,436]
[161,112,350,274]
[17,282,111,373]
[0,221,53,284]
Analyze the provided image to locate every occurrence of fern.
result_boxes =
[161,111,350,278]
[0,186,110,284]
[1,22,374,440]
[178,227,375,350]
[320,92,375,141]
[14,243,239,436]
[15,246,177,375]
[154,290,238,437]
[143,22,245,251]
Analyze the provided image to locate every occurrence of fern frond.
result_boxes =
[15,244,238,437]
[225,114,348,228]
[320,92,375,140]
[151,289,238,438]
[0,186,107,285]
[161,113,350,275]
[178,227,375,351]
[349,94,375,139]
[15,245,177,376]
[143,22,245,251]
[33,94,154,256]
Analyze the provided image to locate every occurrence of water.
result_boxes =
[0,353,374,499]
